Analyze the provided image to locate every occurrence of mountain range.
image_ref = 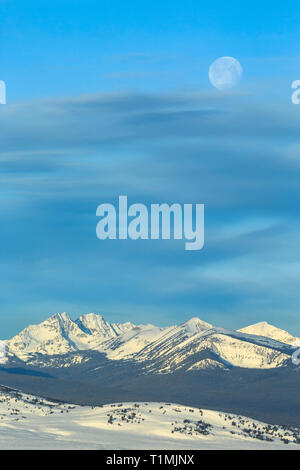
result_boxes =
[5,312,298,371]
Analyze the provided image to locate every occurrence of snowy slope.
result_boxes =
[5,313,296,371]
[132,326,291,373]
[101,318,212,361]
[75,313,135,337]
[238,321,300,345]
[102,324,170,360]
[0,385,299,449]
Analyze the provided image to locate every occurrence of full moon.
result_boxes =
[209,56,243,90]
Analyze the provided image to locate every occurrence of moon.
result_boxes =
[209,56,243,90]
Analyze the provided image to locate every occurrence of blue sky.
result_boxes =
[1,0,300,337]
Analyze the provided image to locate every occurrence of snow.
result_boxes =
[7,312,139,359]
[0,386,298,450]
[238,322,300,345]
[180,317,213,335]
[75,313,135,338]
[103,325,171,360]
[132,326,291,372]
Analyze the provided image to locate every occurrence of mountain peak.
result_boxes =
[75,313,115,336]
[48,312,71,322]
[238,321,298,345]
[181,317,213,334]
[79,312,104,320]
[249,321,269,327]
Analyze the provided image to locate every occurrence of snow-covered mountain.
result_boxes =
[238,321,300,345]
[5,313,297,371]
[7,312,140,359]
[0,385,299,449]
[133,326,291,372]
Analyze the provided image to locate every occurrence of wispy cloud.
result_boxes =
[1,91,300,335]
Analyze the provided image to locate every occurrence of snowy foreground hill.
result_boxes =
[5,312,299,371]
[0,385,299,450]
